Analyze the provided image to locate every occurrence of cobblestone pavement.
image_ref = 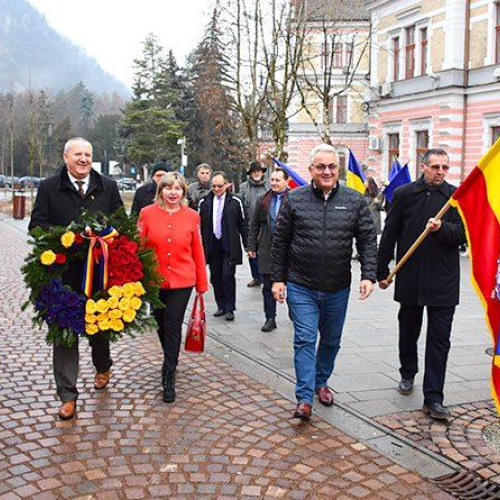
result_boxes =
[0,224,453,498]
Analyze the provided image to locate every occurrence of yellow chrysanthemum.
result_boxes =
[96,312,109,322]
[133,282,146,296]
[97,320,110,331]
[96,299,109,313]
[107,296,119,309]
[122,309,136,323]
[85,299,97,314]
[122,282,135,298]
[60,231,76,248]
[110,319,124,332]
[85,314,97,324]
[119,297,131,311]
[108,286,123,298]
[108,308,123,320]
[86,324,99,335]
[40,250,56,266]
[130,297,142,311]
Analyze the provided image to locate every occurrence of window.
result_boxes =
[345,42,353,68]
[336,95,348,124]
[496,3,500,64]
[393,37,400,81]
[333,43,342,68]
[405,26,415,79]
[415,130,429,174]
[388,133,400,171]
[421,28,428,75]
[492,126,500,145]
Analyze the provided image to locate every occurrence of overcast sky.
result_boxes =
[27,0,213,89]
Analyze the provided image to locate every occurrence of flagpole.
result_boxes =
[386,199,453,284]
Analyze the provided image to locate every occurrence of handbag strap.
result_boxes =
[197,292,205,313]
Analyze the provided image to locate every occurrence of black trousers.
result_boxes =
[209,238,236,312]
[262,274,276,320]
[398,304,455,405]
[153,287,193,373]
[54,333,112,402]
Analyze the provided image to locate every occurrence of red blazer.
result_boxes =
[138,203,208,292]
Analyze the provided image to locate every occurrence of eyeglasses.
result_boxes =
[312,163,339,172]
[212,184,225,188]
[426,164,451,172]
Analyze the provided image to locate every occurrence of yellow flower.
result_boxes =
[133,282,146,296]
[130,297,142,311]
[108,286,123,298]
[85,299,97,314]
[60,231,76,248]
[85,324,99,335]
[108,308,123,320]
[96,299,109,313]
[40,250,56,266]
[110,319,124,332]
[85,314,97,324]
[107,296,119,309]
[122,309,136,323]
[96,313,109,322]
[122,282,135,298]
[97,320,110,331]
[119,297,131,311]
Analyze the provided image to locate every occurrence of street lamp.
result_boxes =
[177,137,187,174]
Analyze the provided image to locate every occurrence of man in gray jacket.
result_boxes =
[188,163,212,210]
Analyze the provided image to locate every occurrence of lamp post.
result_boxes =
[177,137,187,175]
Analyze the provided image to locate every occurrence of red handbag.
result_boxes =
[185,293,206,353]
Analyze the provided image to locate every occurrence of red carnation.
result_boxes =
[74,234,84,244]
[55,253,67,264]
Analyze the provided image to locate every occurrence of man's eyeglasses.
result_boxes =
[312,163,339,172]
[212,184,225,188]
[426,163,451,172]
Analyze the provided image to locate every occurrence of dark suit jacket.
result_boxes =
[131,182,157,216]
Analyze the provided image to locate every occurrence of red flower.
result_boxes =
[74,234,84,244]
[55,253,67,264]
[107,235,144,287]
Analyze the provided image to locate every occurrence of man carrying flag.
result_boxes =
[377,148,465,421]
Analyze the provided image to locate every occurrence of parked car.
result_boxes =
[19,176,41,188]
[116,177,137,191]
[0,175,13,188]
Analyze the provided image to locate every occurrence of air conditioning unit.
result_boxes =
[368,136,381,151]
[378,82,393,97]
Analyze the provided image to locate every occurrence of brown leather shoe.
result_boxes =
[58,401,76,420]
[293,402,312,420]
[94,371,111,390]
[315,386,334,407]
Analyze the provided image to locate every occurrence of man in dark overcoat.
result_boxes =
[248,167,289,332]
[377,148,465,421]
[199,171,247,321]
[29,137,123,420]
[131,161,173,215]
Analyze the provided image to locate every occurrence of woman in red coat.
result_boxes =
[138,172,208,402]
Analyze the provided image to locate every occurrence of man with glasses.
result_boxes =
[199,171,247,321]
[271,144,377,420]
[377,148,465,421]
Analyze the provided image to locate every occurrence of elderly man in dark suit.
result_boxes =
[29,137,123,420]
[377,148,465,421]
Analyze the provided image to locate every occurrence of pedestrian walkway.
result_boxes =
[0,222,451,498]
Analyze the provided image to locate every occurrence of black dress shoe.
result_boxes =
[247,279,261,287]
[213,309,225,317]
[261,318,277,332]
[423,402,451,420]
[225,311,234,321]
[398,379,414,395]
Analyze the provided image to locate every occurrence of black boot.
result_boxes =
[163,370,176,403]
[161,360,168,386]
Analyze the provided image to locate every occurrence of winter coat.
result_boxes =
[238,177,269,218]
[247,189,289,275]
[377,176,465,306]
[270,183,377,292]
[187,181,211,210]
[199,191,248,266]
[365,194,384,235]
[131,182,157,215]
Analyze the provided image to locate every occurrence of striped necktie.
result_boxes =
[75,181,85,197]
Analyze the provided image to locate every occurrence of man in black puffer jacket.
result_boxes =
[271,144,377,420]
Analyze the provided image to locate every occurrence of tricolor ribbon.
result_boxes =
[81,226,119,297]
[494,256,500,368]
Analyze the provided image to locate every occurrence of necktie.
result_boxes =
[275,194,282,217]
[215,196,223,239]
[75,181,85,197]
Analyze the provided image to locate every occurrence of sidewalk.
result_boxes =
[0,223,452,498]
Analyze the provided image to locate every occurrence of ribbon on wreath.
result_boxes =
[81,226,119,297]
[493,256,500,369]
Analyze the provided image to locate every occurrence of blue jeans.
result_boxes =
[249,255,261,281]
[287,282,350,405]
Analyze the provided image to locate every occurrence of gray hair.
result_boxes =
[309,144,339,165]
[64,137,93,154]
[196,163,212,174]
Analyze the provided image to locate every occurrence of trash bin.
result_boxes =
[13,190,26,220]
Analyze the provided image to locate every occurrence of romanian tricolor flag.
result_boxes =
[346,149,366,194]
[272,158,307,189]
[450,137,500,412]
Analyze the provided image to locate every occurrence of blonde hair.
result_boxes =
[155,172,189,207]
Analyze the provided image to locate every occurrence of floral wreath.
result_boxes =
[22,208,162,347]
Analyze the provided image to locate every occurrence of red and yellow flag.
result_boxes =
[450,137,500,412]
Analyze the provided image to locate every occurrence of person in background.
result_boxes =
[199,171,247,321]
[238,162,269,287]
[364,176,384,237]
[248,167,289,332]
[131,161,173,215]
[187,163,212,210]
[138,172,208,403]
